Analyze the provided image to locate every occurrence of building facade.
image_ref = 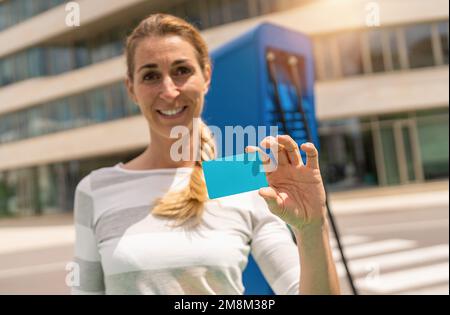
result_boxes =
[0,0,448,216]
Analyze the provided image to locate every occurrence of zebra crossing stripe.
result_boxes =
[333,239,416,260]
[356,262,449,294]
[336,244,449,277]
[330,235,370,248]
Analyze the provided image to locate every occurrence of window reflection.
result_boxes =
[228,0,250,22]
[405,23,435,68]
[0,0,310,87]
[0,0,66,32]
[0,82,140,145]
[207,0,224,27]
[368,30,385,73]
[416,110,449,179]
[336,32,364,76]
[0,151,142,216]
[315,20,447,80]
[438,21,449,64]
[388,29,402,71]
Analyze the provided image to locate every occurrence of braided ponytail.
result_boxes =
[151,120,216,226]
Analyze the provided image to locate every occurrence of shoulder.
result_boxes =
[73,165,119,227]
[76,164,150,194]
[74,165,119,197]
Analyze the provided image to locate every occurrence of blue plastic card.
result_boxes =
[202,152,269,199]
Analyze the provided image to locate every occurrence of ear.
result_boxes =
[203,64,212,94]
[125,77,138,104]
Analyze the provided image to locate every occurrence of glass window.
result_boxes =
[0,3,6,30]
[36,0,52,14]
[336,32,364,76]
[89,89,108,122]
[27,106,44,137]
[9,0,19,26]
[41,47,51,75]
[0,116,5,141]
[90,40,103,64]
[46,48,57,75]
[0,115,10,143]
[315,36,335,80]
[107,85,125,119]
[417,109,449,180]
[61,47,74,73]
[207,0,224,27]
[119,82,139,116]
[25,0,34,18]
[28,47,45,77]
[319,119,377,190]
[16,111,28,140]
[1,56,15,85]
[368,30,385,73]
[72,94,92,127]
[7,113,19,142]
[103,39,120,61]
[52,47,73,74]
[228,0,250,22]
[0,59,5,86]
[438,21,449,64]
[56,99,74,130]
[74,41,90,68]
[183,0,204,29]
[14,51,29,81]
[259,0,277,15]
[47,102,59,133]
[405,23,435,68]
[0,116,7,144]
[0,0,65,31]
[388,28,402,71]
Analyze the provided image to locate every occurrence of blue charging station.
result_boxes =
[203,23,319,294]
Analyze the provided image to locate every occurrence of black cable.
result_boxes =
[267,51,358,295]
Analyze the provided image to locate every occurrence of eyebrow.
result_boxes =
[138,59,190,72]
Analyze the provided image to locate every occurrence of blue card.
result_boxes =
[202,152,269,199]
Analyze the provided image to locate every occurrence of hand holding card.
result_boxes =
[202,151,268,199]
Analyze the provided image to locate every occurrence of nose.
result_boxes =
[159,76,180,102]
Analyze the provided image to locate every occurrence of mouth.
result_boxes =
[156,106,188,119]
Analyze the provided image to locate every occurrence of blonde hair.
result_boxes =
[125,14,216,226]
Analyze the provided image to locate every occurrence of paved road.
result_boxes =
[332,206,449,295]
[0,205,448,295]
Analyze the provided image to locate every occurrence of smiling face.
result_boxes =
[126,35,211,139]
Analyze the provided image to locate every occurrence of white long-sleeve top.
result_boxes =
[71,163,300,295]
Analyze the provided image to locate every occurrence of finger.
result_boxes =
[244,145,270,164]
[258,186,281,203]
[300,142,319,170]
[245,145,278,173]
[260,136,289,166]
[275,135,303,166]
[258,187,284,215]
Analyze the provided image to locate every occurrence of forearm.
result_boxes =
[293,216,341,295]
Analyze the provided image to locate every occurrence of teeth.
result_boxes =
[159,107,184,116]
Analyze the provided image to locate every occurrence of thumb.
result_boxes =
[258,187,285,217]
[258,187,278,201]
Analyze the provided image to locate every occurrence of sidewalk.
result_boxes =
[0,213,74,255]
[328,180,449,216]
[0,180,448,255]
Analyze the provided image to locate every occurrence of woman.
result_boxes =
[72,13,340,295]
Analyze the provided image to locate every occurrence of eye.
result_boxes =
[143,71,161,81]
[174,66,192,76]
